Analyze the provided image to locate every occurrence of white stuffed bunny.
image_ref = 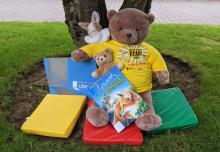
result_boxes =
[78,11,110,44]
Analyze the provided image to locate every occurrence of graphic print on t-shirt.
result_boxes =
[118,45,147,71]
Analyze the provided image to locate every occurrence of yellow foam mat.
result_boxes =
[21,94,86,138]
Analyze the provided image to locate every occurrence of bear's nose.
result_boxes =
[127,33,132,38]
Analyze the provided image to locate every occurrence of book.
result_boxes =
[21,94,86,138]
[44,58,98,96]
[88,67,147,133]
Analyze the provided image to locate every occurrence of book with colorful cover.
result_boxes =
[88,67,148,133]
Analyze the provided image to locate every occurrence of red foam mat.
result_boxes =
[82,100,143,146]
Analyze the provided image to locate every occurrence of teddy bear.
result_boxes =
[71,8,169,131]
[92,48,123,78]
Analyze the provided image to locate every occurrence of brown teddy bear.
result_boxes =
[72,8,169,131]
[92,48,123,78]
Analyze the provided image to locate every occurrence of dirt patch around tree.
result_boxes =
[7,55,200,139]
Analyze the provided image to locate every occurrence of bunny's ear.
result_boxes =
[91,11,100,24]
[78,22,89,30]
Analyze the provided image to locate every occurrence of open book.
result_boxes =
[88,67,147,133]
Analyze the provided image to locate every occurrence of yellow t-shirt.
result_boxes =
[81,40,167,93]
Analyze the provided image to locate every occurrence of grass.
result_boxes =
[0,22,220,152]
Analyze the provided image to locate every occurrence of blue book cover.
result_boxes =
[88,67,148,133]
[44,57,98,97]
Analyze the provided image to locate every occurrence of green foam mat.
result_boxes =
[149,87,198,134]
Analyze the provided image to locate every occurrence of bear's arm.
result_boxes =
[155,71,169,84]
[97,67,105,77]
[71,43,98,61]
[148,48,169,84]
[71,49,90,61]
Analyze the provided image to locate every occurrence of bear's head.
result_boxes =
[107,8,155,44]
[93,48,113,66]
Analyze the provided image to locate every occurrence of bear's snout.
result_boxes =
[127,33,132,38]
[97,56,107,64]
[100,56,106,60]
[121,29,139,44]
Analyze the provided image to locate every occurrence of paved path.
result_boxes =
[151,0,220,25]
[0,0,65,22]
[0,0,220,25]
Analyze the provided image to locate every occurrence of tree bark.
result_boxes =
[62,0,152,48]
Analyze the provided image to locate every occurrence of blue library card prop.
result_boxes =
[44,57,97,96]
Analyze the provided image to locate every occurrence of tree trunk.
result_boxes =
[62,0,152,48]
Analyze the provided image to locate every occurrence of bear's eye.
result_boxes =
[119,27,122,31]
[104,55,107,58]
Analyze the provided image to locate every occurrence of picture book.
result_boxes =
[88,67,147,133]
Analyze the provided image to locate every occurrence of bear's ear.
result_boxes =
[104,48,113,54]
[146,14,155,24]
[107,10,117,21]
[93,53,98,60]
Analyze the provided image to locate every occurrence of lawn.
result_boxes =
[0,22,220,152]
